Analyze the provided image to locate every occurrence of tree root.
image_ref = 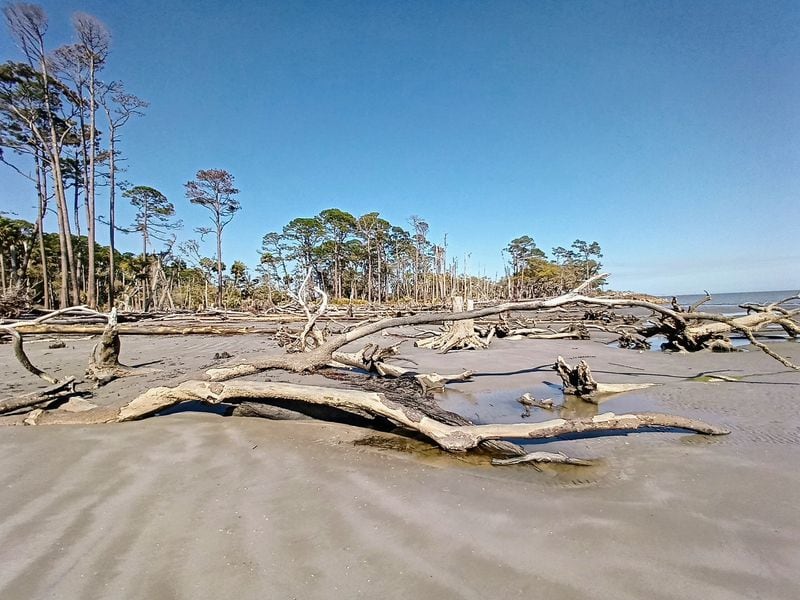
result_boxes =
[554,356,658,402]
[414,327,490,353]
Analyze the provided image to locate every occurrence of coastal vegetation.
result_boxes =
[0,3,603,311]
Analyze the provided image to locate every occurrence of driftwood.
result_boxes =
[1,313,85,411]
[6,323,257,336]
[0,377,79,415]
[206,277,608,380]
[633,295,799,367]
[287,268,329,351]
[12,380,729,451]
[205,275,797,381]
[554,356,598,397]
[85,308,135,387]
[414,297,490,353]
[502,322,590,341]
[1,327,61,385]
[518,393,554,410]
[554,356,658,402]
[331,342,475,394]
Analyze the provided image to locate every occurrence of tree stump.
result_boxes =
[414,296,489,353]
[554,356,599,397]
[86,308,134,387]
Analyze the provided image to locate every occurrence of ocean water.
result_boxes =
[671,290,799,316]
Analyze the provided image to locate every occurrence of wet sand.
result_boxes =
[1,330,799,599]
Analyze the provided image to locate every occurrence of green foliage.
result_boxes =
[123,185,180,256]
[502,235,604,297]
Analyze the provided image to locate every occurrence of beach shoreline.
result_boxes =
[1,330,798,599]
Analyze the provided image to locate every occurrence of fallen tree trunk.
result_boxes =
[12,380,729,451]
[5,324,258,336]
[0,377,79,415]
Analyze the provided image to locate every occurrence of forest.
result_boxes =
[0,5,609,313]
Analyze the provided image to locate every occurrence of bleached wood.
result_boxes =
[11,381,729,453]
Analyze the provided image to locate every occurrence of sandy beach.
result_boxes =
[1,330,799,599]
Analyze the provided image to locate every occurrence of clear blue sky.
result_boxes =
[2,0,798,294]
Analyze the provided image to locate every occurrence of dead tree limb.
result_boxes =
[1,327,61,385]
[288,268,329,351]
[0,377,78,415]
[492,451,593,467]
[332,342,473,394]
[207,275,613,380]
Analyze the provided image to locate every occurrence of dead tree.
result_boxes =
[553,356,657,402]
[207,275,799,381]
[414,296,490,352]
[11,380,730,452]
[1,275,778,466]
[85,308,134,386]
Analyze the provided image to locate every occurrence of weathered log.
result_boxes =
[518,393,554,410]
[0,377,79,415]
[332,343,474,394]
[6,324,257,336]
[12,380,729,453]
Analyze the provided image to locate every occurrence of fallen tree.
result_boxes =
[8,379,729,450]
[6,274,790,467]
[206,275,799,380]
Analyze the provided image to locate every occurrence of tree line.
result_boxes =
[0,3,603,312]
[0,3,242,311]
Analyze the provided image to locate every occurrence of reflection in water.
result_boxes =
[353,432,611,485]
[439,385,603,424]
[558,394,599,420]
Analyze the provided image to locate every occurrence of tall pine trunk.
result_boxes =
[86,57,97,308]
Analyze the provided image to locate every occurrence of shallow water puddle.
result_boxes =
[438,385,666,425]
[352,432,612,485]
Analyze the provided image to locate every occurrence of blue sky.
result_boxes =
[2,0,798,294]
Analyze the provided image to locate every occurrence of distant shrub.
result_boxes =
[0,285,31,318]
